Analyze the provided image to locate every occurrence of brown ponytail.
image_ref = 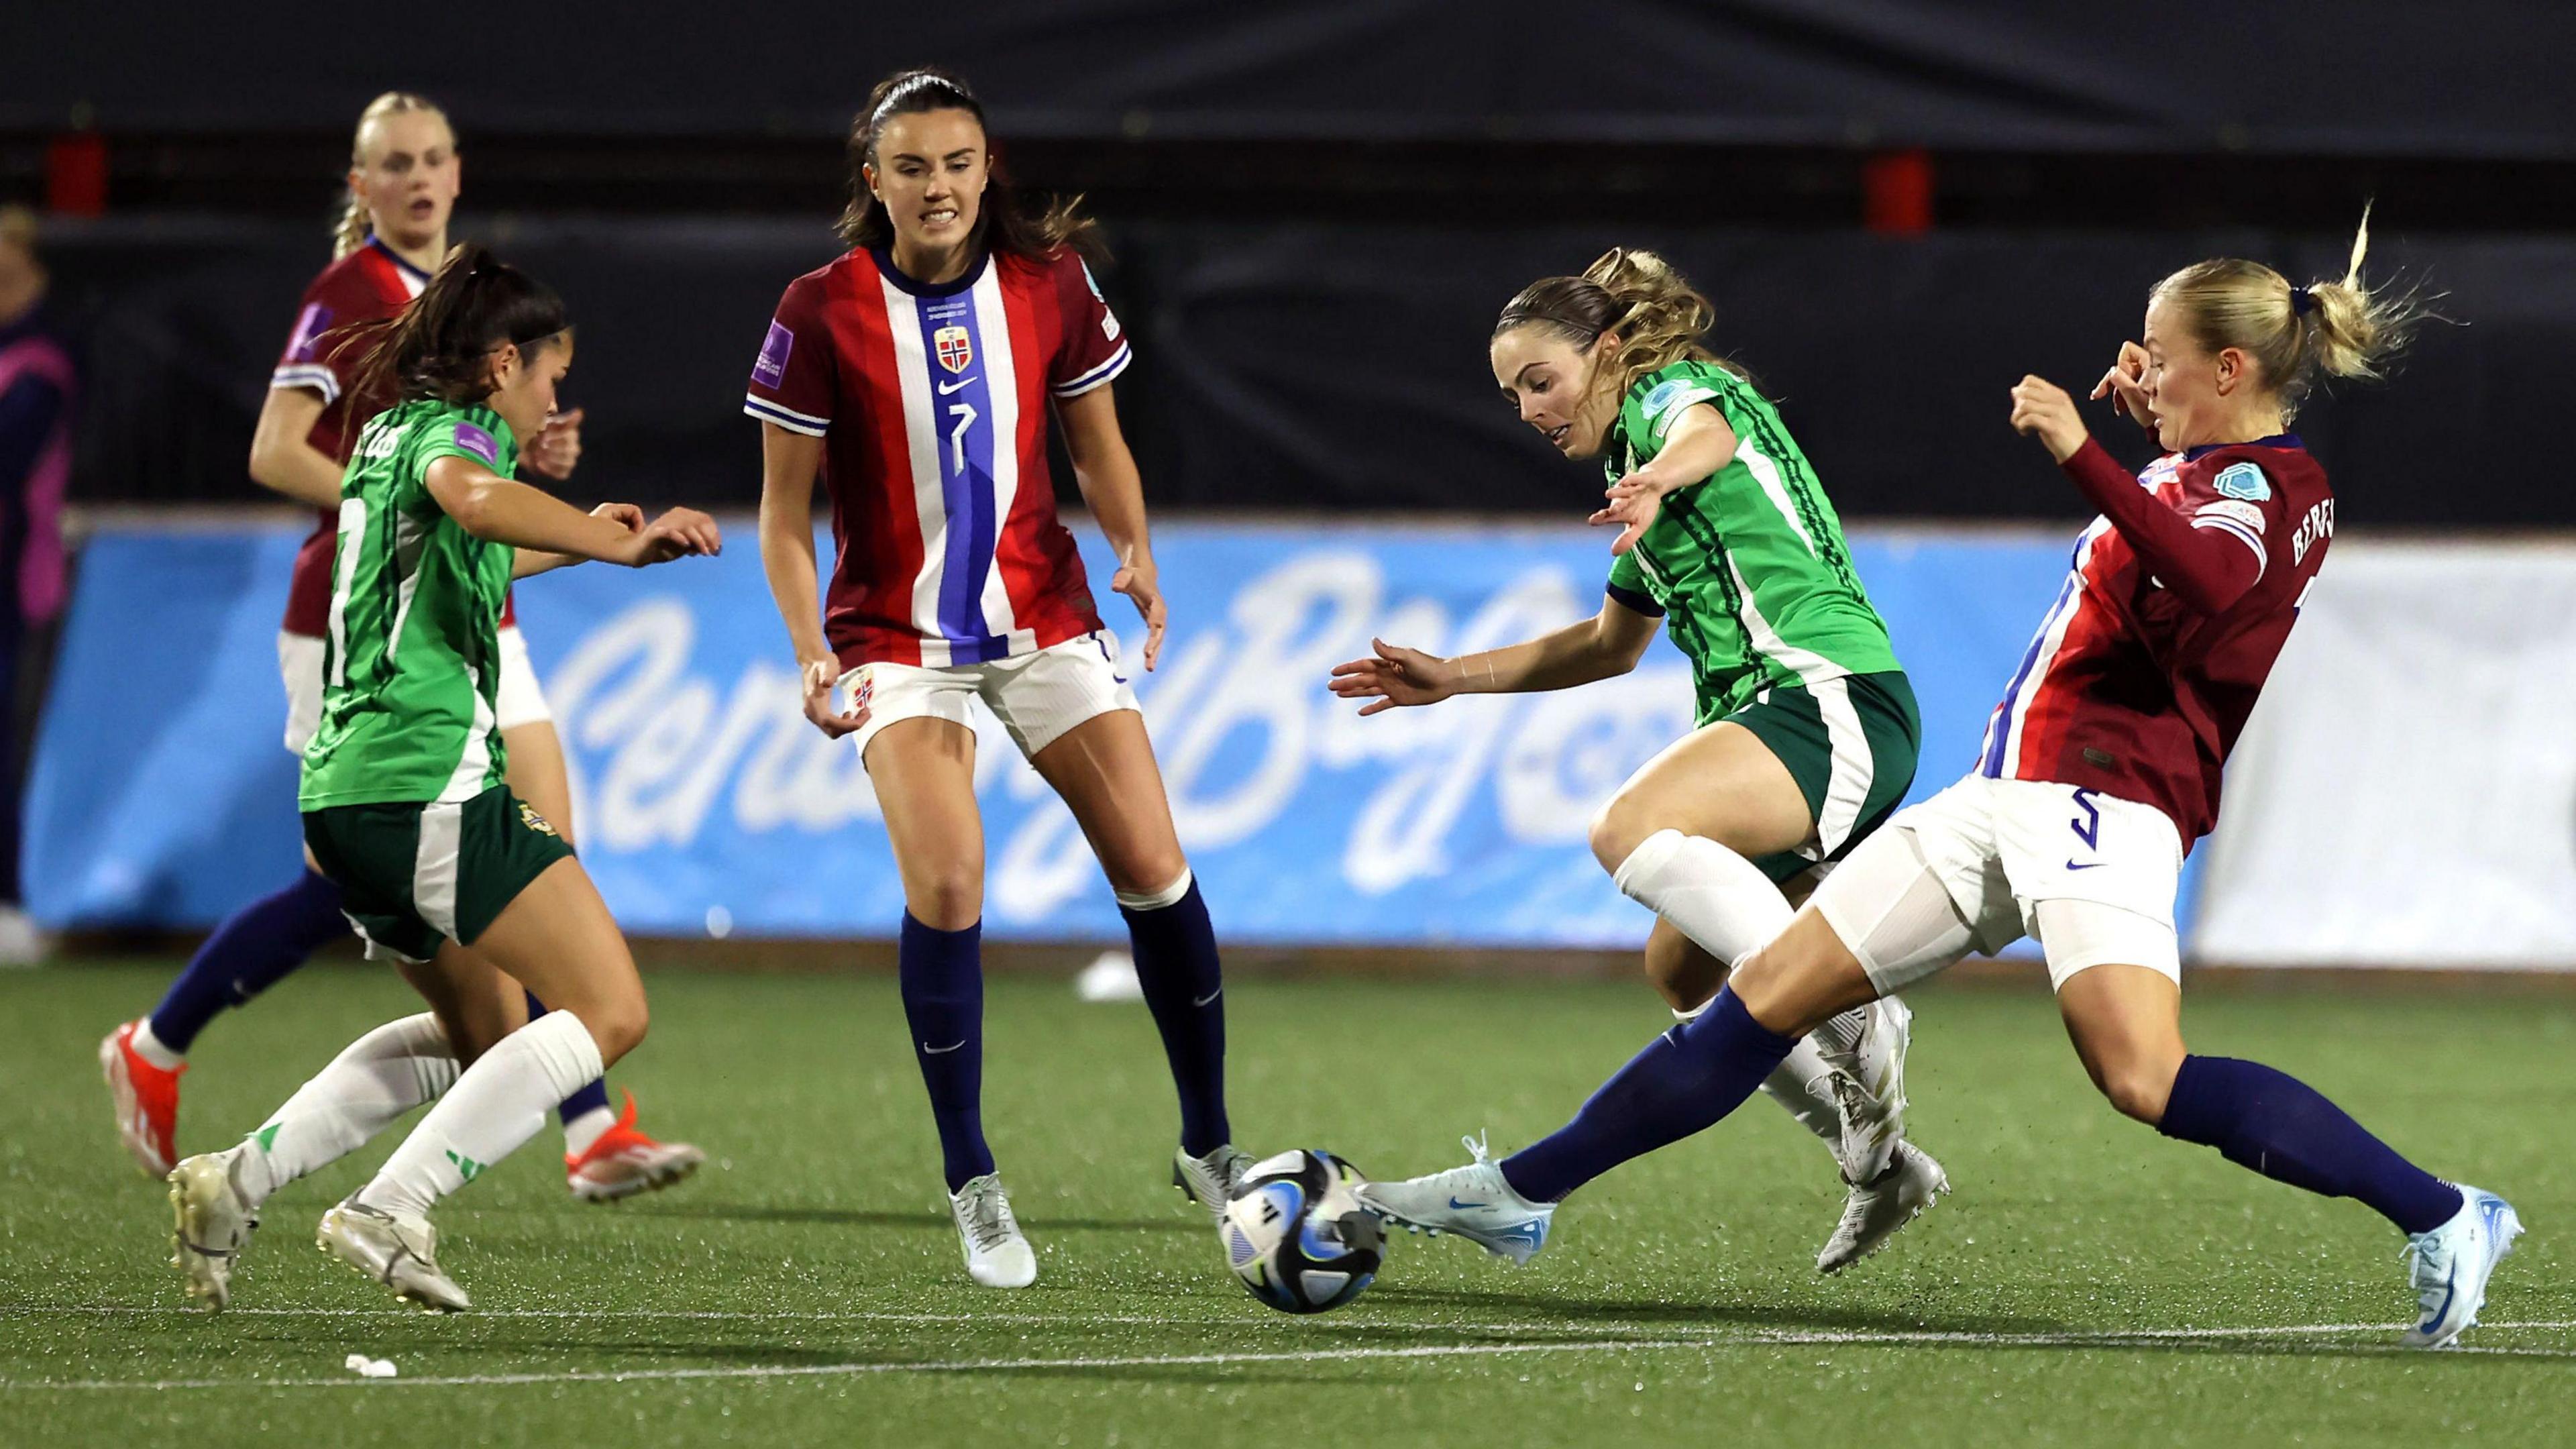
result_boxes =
[1495,248,1748,407]
[2149,205,2427,419]
[352,243,570,407]
[835,66,1102,264]
[333,92,449,258]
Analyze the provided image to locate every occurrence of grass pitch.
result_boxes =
[3,959,2572,1446]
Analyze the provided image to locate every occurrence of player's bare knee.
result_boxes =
[583,992,649,1066]
[2096,1060,2176,1124]
[1106,849,1189,904]
[909,866,985,931]
[1588,795,1659,875]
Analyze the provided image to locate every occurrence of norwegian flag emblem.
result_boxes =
[933,325,973,374]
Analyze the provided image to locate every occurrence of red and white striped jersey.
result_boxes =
[1976,437,2334,846]
[744,245,1130,669]
[273,238,427,638]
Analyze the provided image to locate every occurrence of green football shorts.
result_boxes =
[1724,669,1922,885]
[303,784,576,964]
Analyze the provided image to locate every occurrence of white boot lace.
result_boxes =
[959,1180,1020,1254]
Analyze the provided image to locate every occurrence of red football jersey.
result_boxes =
[1976,437,2335,845]
[272,238,426,637]
[743,245,1130,669]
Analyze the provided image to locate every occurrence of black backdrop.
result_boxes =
[11,2,2576,158]
[40,214,2573,526]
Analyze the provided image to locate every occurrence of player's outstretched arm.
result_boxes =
[1057,385,1167,670]
[1328,597,1658,714]
[513,503,650,578]
[425,455,718,567]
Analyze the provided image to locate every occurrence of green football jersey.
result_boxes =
[299,398,521,810]
[1603,360,1901,724]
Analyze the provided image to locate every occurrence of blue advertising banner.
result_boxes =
[29,521,2157,949]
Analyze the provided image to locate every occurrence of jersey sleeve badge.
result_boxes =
[2212,462,2273,501]
[451,422,500,467]
[753,321,794,387]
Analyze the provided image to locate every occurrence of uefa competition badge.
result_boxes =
[934,325,973,374]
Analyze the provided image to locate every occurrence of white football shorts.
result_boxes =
[843,630,1140,767]
[1811,774,2184,995]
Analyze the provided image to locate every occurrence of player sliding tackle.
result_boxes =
[1333,249,1942,1273]
[164,245,722,1313]
[1360,214,2525,1350]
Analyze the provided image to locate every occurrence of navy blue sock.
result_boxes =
[900,913,994,1193]
[146,868,350,1053]
[2159,1055,2463,1235]
[1118,876,1230,1157]
[524,992,615,1128]
[1501,989,1796,1204]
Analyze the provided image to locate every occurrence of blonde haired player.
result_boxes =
[100,92,700,1201]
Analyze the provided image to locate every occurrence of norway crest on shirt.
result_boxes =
[933,325,973,374]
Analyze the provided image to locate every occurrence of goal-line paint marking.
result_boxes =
[7,1320,2575,1391]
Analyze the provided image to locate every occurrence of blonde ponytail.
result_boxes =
[331,91,447,258]
[2149,204,2427,419]
[1496,248,1749,406]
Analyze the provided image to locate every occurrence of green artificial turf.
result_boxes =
[3,961,2570,1446]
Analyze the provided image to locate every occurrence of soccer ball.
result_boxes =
[1220,1148,1387,1314]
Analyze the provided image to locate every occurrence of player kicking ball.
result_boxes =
[1362,214,2523,1349]
[164,244,721,1312]
[1333,249,1940,1273]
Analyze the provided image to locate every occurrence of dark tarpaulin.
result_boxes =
[7,1,2575,158]
[36,215,2576,527]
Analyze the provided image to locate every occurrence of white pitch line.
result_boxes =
[8,1320,2576,1391]
[17,1305,2576,1342]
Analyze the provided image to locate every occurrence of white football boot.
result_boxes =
[2401,1185,2523,1348]
[1817,1141,1949,1274]
[1172,1144,1255,1224]
[1826,995,1913,1183]
[166,1153,258,1312]
[949,1173,1038,1288]
[317,1198,470,1313]
[1354,1134,1554,1265]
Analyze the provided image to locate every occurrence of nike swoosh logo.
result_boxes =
[1192,989,1222,1007]
[937,378,974,394]
[1448,1197,1487,1210]
[921,1040,966,1055]
[2065,861,2104,871]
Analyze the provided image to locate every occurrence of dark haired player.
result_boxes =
[751,68,1240,1288]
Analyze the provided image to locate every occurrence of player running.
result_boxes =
[163,246,723,1313]
[98,92,702,1202]
[1331,249,1939,1273]
[1362,217,2522,1349]
[751,68,1244,1289]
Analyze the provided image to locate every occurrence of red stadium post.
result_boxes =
[44,131,108,217]
[1862,148,1934,235]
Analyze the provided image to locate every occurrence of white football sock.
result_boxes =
[561,1104,616,1157]
[219,1013,458,1208]
[131,1020,185,1070]
[358,1011,604,1220]
[1615,829,1796,969]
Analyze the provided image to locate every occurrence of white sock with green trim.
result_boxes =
[219,1013,458,1208]
[357,1011,604,1221]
